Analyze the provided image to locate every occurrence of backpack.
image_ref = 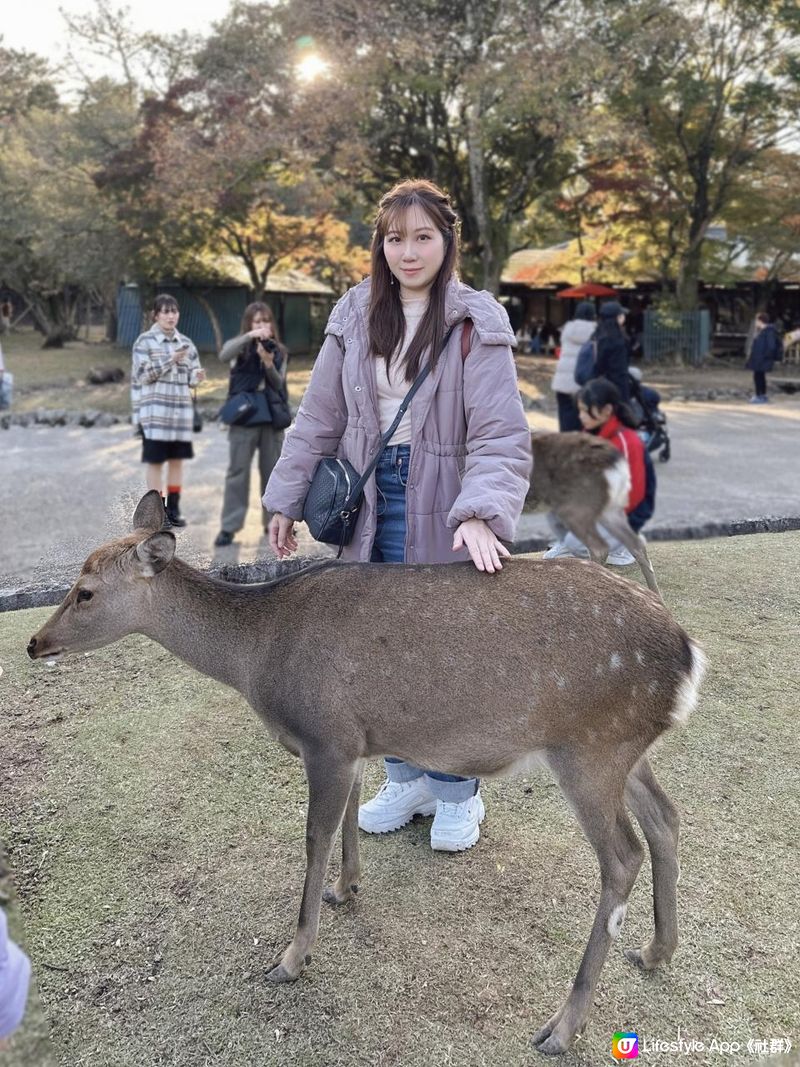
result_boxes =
[574,337,597,386]
[628,447,656,533]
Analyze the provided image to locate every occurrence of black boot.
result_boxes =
[166,491,187,528]
[160,496,173,530]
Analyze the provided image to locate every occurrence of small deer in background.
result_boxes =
[28,491,704,1055]
[528,431,661,598]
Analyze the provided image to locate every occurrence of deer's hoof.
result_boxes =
[266,961,300,984]
[531,1011,572,1056]
[624,945,667,971]
[323,881,359,906]
[532,1033,570,1057]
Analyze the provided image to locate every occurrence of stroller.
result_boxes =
[628,367,671,462]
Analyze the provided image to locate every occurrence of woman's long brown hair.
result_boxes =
[240,301,282,344]
[368,179,460,382]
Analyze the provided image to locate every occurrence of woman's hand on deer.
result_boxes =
[453,517,510,573]
[269,513,298,558]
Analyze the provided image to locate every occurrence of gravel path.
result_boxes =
[3,398,799,587]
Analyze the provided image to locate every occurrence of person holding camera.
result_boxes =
[214,302,291,547]
[131,294,205,528]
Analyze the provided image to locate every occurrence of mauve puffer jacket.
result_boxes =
[263,277,532,564]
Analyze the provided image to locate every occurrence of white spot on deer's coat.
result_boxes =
[592,604,601,618]
[670,641,708,726]
[614,613,625,627]
[607,904,627,938]
[610,653,622,670]
[648,680,660,696]
[551,670,567,689]
[604,459,631,509]
[635,650,645,665]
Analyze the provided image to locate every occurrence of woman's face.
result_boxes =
[251,312,274,336]
[617,312,626,328]
[578,401,614,431]
[383,205,447,298]
[155,305,179,334]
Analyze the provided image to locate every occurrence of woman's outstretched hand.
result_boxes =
[453,517,510,573]
[269,513,298,558]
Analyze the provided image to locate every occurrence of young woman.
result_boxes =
[264,179,532,853]
[550,300,596,431]
[214,302,290,546]
[131,294,205,527]
[594,300,631,401]
[544,377,655,564]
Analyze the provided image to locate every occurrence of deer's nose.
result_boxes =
[27,637,38,658]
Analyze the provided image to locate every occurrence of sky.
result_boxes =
[4,1,237,73]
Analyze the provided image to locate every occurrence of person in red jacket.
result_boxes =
[543,377,655,564]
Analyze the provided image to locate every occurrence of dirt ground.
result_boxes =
[1,535,798,1066]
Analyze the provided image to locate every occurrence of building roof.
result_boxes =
[196,255,335,295]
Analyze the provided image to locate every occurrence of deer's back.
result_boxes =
[528,431,620,512]
[259,558,695,771]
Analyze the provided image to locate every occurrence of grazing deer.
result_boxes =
[528,431,661,598]
[28,491,704,1056]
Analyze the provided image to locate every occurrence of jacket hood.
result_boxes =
[326,277,516,348]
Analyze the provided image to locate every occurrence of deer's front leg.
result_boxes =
[267,755,358,983]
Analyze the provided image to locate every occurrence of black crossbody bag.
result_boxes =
[302,327,455,557]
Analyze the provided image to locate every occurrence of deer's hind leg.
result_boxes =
[599,508,661,599]
[323,758,364,905]
[623,756,680,971]
[267,751,359,983]
[531,749,644,1056]
[552,506,610,564]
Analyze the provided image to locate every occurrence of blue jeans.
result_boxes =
[371,444,478,803]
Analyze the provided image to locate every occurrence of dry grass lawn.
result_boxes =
[0,534,798,1066]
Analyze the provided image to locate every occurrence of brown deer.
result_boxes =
[528,431,661,599]
[28,491,705,1056]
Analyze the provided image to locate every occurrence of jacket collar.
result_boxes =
[597,414,624,440]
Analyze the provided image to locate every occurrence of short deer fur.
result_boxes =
[528,431,661,598]
[28,491,705,1056]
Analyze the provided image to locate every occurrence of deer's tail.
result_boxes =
[670,638,708,727]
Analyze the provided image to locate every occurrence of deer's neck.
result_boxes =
[141,562,274,696]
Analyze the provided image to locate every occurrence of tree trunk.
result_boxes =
[195,293,223,352]
[675,238,704,311]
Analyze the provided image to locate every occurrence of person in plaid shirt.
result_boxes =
[131,294,205,527]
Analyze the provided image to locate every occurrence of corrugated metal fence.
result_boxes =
[643,310,711,365]
[117,286,249,352]
[117,285,332,355]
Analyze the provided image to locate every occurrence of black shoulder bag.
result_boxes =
[302,326,455,557]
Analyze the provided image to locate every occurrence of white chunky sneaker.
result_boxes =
[430,791,486,852]
[542,540,589,560]
[358,778,437,834]
[606,546,636,566]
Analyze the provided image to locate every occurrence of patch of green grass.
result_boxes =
[1,534,798,1065]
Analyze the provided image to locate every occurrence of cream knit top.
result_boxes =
[374,295,427,445]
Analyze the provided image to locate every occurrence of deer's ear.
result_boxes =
[134,532,176,577]
[132,491,166,533]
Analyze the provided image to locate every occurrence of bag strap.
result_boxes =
[461,319,473,361]
[345,326,456,504]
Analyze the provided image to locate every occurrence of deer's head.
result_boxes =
[27,492,176,661]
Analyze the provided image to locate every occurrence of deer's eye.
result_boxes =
[77,589,94,603]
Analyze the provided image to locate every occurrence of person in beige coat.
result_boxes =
[264,178,531,853]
